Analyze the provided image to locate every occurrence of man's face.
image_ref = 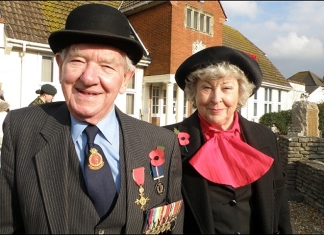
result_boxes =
[56,43,134,124]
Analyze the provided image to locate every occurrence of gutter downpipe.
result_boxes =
[6,38,51,107]
[19,42,26,108]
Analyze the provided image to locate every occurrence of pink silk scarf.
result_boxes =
[189,112,274,188]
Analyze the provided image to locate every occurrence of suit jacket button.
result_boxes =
[98,229,105,234]
[229,199,237,206]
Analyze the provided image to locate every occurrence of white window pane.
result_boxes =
[126,94,134,115]
[42,56,53,82]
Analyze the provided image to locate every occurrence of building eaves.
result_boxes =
[218,1,228,20]
[222,24,291,89]
[119,1,165,16]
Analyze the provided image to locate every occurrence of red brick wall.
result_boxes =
[128,3,172,76]
[128,1,226,76]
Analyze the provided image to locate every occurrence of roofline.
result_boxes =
[120,1,165,16]
[6,38,52,55]
[218,1,228,20]
[261,82,292,91]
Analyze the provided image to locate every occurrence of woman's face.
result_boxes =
[195,76,239,130]
[44,94,55,103]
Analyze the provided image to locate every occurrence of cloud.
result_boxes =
[221,1,259,20]
[221,1,324,77]
[267,32,324,60]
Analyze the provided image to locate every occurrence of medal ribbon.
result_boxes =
[133,167,145,186]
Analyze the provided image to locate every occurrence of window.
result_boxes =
[173,90,176,114]
[206,16,211,34]
[253,91,258,116]
[126,74,136,115]
[183,93,188,116]
[163,90,166,114]
[278,90,282,112]
[264,88,272,101]
[200,14,204,32]
[264,104,272,113]
[193,11,198,30]
[185,6,213,35]
[254,91,258,100]
[264,88,272,114]
[152,86,159,114]
[127,76,135,89]
[126,94,134,115]
[42,56,53,82]
[186,8,192,27]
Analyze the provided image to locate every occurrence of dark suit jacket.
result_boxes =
[0,102,183,234]
[164,110,292,234]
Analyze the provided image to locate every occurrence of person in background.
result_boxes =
[0,95,9,157]
[164,46,292,234]
[28,83,57,106]
[0,3,183,234]
[0,83,9,112]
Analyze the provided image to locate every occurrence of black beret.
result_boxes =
[175,46,262,94]
[39,84,57,96]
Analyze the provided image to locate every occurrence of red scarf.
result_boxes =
[189,112,274,188]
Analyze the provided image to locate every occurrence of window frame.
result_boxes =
[185,5,213,35]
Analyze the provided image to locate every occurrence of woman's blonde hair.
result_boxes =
[185,62,256,109]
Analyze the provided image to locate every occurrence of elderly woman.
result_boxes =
[164,46,292,234]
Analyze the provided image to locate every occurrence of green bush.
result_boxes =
[259,103,324,136]
[259,110,291,135]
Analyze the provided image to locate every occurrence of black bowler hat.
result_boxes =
[175,46,262,94]
[48,3,144,65]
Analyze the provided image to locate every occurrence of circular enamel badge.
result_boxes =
[88,148,104,170]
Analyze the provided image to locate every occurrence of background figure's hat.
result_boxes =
[175,46,262,94]
[36,84,57,96]
[48,3,144,65]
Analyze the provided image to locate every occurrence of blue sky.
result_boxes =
[220,1,324,79]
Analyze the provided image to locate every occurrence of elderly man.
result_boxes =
[0,4,183,234]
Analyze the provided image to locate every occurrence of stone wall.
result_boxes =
[278,135,324,214]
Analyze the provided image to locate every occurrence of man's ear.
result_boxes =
[119,70,134,94]
[55,54,63,83]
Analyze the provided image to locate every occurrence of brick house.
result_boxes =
[0,1,303,125]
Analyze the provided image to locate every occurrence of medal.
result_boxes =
[88,148,104,170]
[133,167,150,210]
[135,185,150,210]
[149,146,165,195]
[155,181,164,195]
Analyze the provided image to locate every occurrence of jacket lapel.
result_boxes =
[115,108,150,233]
[177,111,216,233]
[239,114,274,233]
[34,104,96,233]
